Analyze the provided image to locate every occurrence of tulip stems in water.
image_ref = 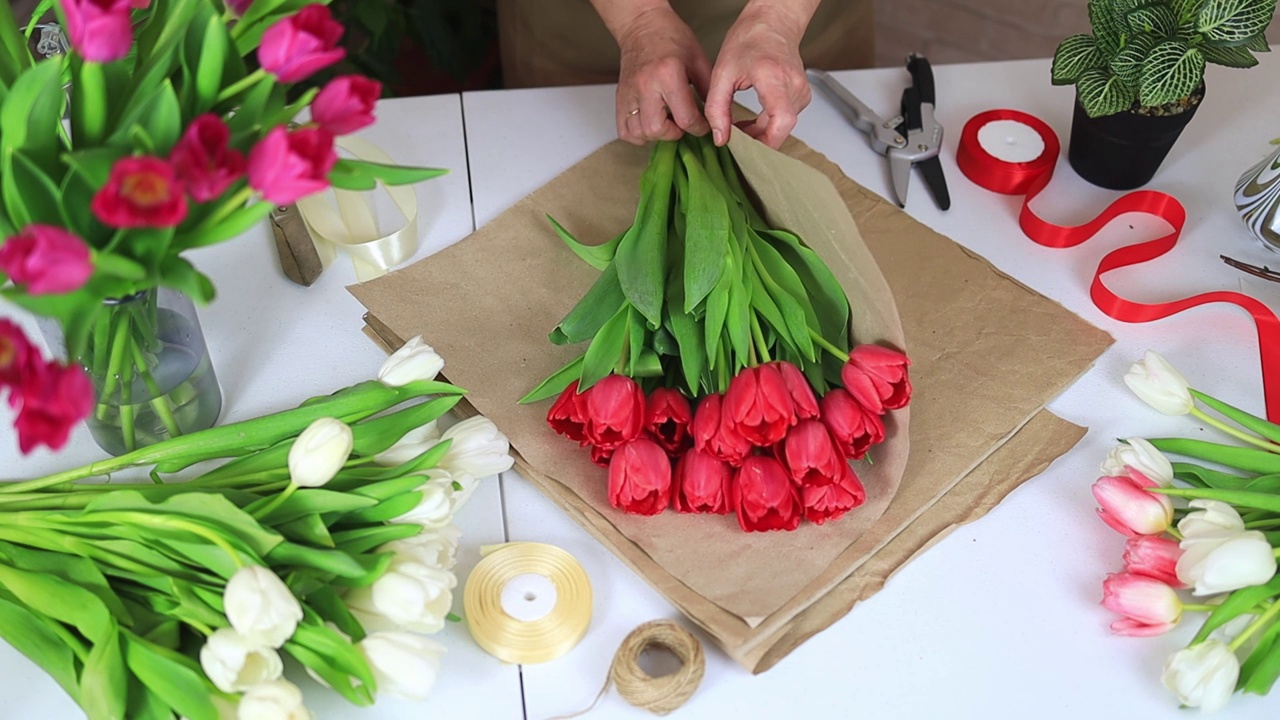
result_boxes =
[1190,407,1280,454]
[1228,598,1280,652]
[807,328,850,363]
[131,343,183,439]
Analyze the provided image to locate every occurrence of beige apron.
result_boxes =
[497,0,875,88]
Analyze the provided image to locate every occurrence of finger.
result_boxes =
[688,51,713,98]
[753,75,799,149]
[639,85,674,140]
[624,109,646,145]
[617,94,641,144]
[704,65,741,146]
[663,82,711,137]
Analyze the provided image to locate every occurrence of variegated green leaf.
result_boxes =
[1201,42,1261,65]
[1244,32,1272,50]
[1090,0,1126,54]
[1077,68,1136,117]
[1128,3,1180,34]
[1112,32,1157,82]
[1052,34,1108,84]
[1197,0,1278,44]
[1171,0,1208,21]
[1177,19,1204,40]
[1139,41,1205,106]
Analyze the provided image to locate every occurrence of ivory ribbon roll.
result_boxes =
[464,542,593,664]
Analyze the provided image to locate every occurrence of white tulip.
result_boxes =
[1179,499,1246,540]
[224,566,303,649]
[1177,530,1277,596]
[1161,641,1240,713]
[237,680,313,720]
[287,418,353,488]
[1101,438,1173,487]
[378,336,445,387]
[345,561,456,634]
[437,416,514,478]
[198,628,283,693]
[394,477,457,530]
[373,422,441,467]
[1124,350,1194,415]
[381,525,461,571]
[448,470,480,511]
[359,631,447,701]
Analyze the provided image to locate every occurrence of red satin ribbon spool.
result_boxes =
[958,109,1280,423]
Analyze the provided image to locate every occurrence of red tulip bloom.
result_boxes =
[840,345,911,414]
[801,462,866,525]
[61,0,134,63]
[733,455,801,532]
[92,157,188,228]
[772,361,819,420]
[608,438,671,516]
[247,126,337,205]
[10,360,93,454]
[0,225,94,295]
[723,364,796,447]
[589,444,614,468]
[820,388,885,460]
[780,420,845,488]
[584,375,644,450]
[645,387,693,455]
[0,320,35,388]
[547,381,588,444]
[169,115,247,202]
[673,448,733,514]
[312,75,383,135]
[691,394,751,466]
[257,5,346,83]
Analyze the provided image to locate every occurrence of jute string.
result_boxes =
[548,620,705,719]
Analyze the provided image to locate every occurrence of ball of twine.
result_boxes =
[547,620,705,719]
[610,620,705,715]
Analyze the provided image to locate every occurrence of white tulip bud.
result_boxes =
[378,336,445,387]
[1177,530,1277,596]
[360,632,446,701]
[1101,438,1173,487]
[287,418,353,488]
[1124,350,1194,415]
[237,680,313,720]
[373,421,441,467]
[380,525,461,571]
[394,477,457,530]
[345,561,456,634]
[199,628,284,693]
[1161,641,1240,713]
[1178,499,1246,540]
[438,416,514,478]
[224,566,303,649]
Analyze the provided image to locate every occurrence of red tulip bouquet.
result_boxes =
[0,0,443,456]
[521,134,912,532]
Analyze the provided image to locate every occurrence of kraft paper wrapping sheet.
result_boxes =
[350,133,1114,673]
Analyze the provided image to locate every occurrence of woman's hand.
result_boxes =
[704,1,816,149]
[609,4,713,144]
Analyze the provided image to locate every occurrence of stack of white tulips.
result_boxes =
[0,337,514,720]
[1092,350,1280,713]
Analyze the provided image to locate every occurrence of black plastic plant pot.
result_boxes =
[1067,85,1205,191]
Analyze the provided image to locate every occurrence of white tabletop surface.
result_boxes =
[5,55,1280,719]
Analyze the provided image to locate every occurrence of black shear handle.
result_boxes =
[906,54,935,106]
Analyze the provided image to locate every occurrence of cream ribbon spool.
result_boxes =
[464,542,593,665]
[294,136,421,282]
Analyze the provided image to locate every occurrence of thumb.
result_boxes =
[704,67,739,146]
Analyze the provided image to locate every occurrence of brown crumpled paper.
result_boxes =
[350,133,1113,673]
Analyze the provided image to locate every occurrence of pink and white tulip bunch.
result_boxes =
[1089,351,1280,712]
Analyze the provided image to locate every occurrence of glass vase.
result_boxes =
[42,288,223,456]
[1236,143,1280,252]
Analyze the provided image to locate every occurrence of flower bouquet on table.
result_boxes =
[520,133,913,532]
[1091,350,1280,712]
[0,339,515,719]
[0,0,444,456]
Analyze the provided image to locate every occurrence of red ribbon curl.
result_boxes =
[957,109,1280,422]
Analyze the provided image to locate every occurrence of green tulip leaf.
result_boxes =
[0,595,82,700]
[1193,575,1280,644]
[615,141,676,327]
[519,353,586,404]
[1152,486,1280,512]
[158,256,216,305]
[677,145,728,312]
[335,491,424,526]
[330,524,423,556]
[275,514,335,548]
[549,262,626,345]
[348,394,462,456]
[703,271,731,367]
[286,622,376,706]
[265,541,367,579]
[1241,621,1280,694]
[0,58,64,172]
[579,304,630,390]
[194,14,232,113]
[665,270,707,394]
[1192,390,1280,443]
[253,490,380,528]
[80,622,128,720]
[1150,437,1280,474]
[123,634,219,720]
[1171,461,1251,488]
[547,215,621,271]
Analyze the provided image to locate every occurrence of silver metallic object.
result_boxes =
[1237,143,1280,252]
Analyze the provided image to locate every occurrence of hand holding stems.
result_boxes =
[593,0,819,150]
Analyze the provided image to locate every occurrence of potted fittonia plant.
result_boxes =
[1052,0,1276,190]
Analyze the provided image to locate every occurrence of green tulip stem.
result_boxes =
[1246,519,1280,529]
[251,482,298,520]
[1182,604,1218,613]
[1229,598,1280,652]
[130,341,182,440]
[750,313,771,363]
[807,328,850,363]
[1166,527,1183,541]
[1190,407,1280,454]
[192,186,255,236]
[215,68,268,104]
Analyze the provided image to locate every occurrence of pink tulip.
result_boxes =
[1124,536,1183,587]
[91,157,188,229]
[311,75,382,135]
[247,126,337,205]
[0,320,35,388]
[1092,469,1173,537]
[62,0,134,63]
[0,226,94,295]
[169,115,246,202]
[257,5,346,84]
[10,359,94,454]
[1101,572,1181,636]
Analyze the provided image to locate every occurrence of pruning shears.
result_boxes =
[806,54,951,211]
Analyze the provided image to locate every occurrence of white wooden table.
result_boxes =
[5,55,1280,718]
